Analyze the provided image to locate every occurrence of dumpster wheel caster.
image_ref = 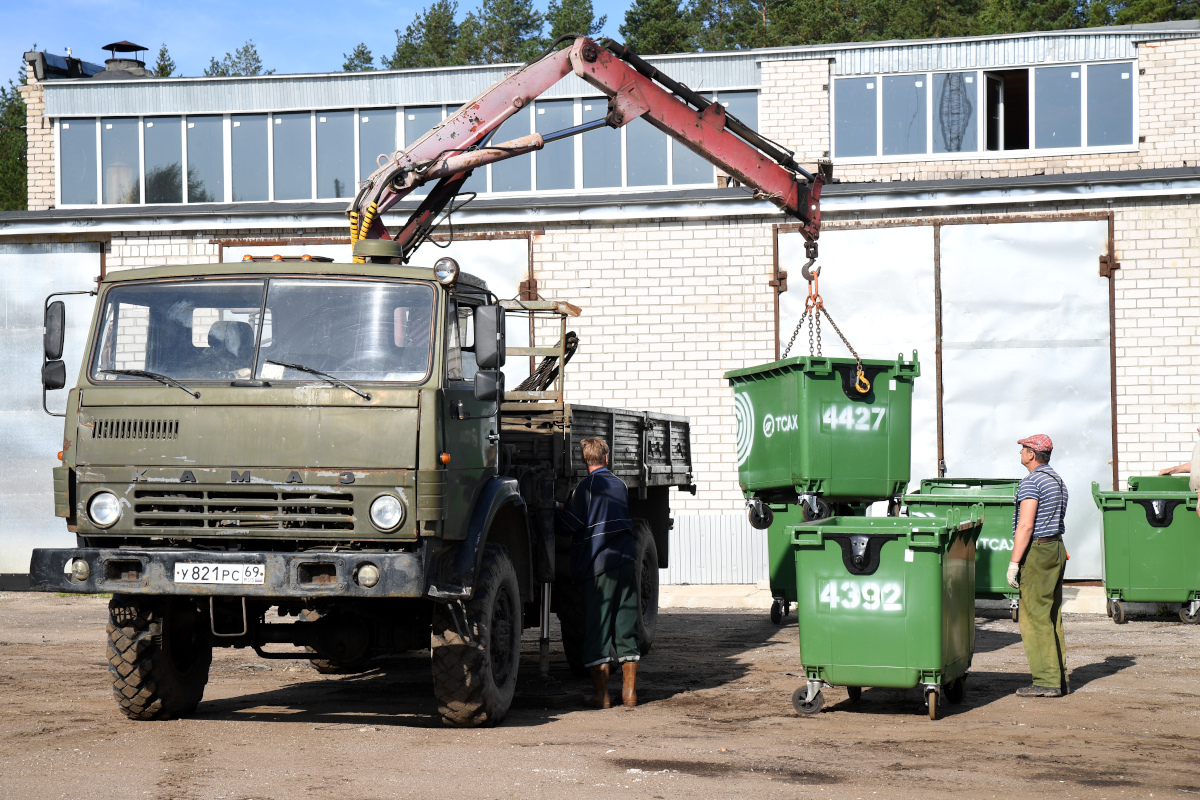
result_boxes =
[1180,602,1199,624]
[792,687,824,716]
[944,676,965,705]
[1010,606,1019,624]
[926,689,939,720]
[846,686,861,703]
[1110,600,1127,625]
[770,600,784,625]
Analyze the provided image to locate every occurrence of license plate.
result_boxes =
[174,562,265,585]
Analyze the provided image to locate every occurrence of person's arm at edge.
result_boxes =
[1160,462,1191,475]
[1011,498,1038,565]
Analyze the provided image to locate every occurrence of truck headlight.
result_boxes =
[87,492,121,528]
[369,495,404,532]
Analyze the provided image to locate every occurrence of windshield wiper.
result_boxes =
[264,360,371,401]
[101,369,200,399]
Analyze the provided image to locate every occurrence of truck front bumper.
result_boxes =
[30,547,426,598]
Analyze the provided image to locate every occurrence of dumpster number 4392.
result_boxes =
[820,580,903,612]
[822,405,886,432]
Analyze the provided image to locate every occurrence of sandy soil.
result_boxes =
[1,592,1198,799]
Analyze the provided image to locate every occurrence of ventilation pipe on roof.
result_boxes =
[91,41,151,80]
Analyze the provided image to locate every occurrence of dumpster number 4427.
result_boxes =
[820,580,903,612]
[822,405,886,432]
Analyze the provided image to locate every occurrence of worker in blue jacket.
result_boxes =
[558,437,639,708]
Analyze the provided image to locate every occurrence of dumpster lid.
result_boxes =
[724,351,919,382]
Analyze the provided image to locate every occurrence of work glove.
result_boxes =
[1006,562,1020,590]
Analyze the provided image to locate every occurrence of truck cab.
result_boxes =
[32,257,692,727]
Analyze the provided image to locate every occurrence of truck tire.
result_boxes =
[634,519,659,657]
[106,595,212,721]
[431,546,523,727]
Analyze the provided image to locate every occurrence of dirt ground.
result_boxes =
[1,593,1198,799]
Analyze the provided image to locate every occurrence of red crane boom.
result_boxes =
[347,37,830,268]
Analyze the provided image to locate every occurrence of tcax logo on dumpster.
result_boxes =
[763,412,799,438]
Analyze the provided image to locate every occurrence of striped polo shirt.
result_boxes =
[1013,465,1068,539]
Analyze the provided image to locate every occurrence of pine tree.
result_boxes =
[620,0,696,53]
[476,0,545,62]
[690,0,758,51]
[972,0,1085,33]
[545,0,607,38]
[204,40,274,77]
[0,59,27,211]
[152,44,177,77]
[342,43,376,71]
[383,0,463,68]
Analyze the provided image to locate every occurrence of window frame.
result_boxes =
[829,59,1139,166]
[52,88,762,207]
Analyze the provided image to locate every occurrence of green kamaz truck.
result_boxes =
[31,256,692,727]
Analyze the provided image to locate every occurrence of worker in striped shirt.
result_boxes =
[1007,434,1070,697]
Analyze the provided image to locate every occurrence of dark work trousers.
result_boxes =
[1018,539,1068,689]
[583,562,640,667]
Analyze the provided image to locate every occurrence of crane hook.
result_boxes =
[801,259,820,282]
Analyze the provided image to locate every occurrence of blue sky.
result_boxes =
[5,0,633,80]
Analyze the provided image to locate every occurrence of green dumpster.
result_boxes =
[765,500,870,624]
[904,478,1021,620]
[1092,477,1200,625]
[726,353,920,504]
[788,505,983,720]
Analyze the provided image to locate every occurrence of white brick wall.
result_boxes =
[1112,197,1200,481]
[534,218,777,513]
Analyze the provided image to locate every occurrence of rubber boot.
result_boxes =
[585,663,611,709]
[621,661,638,707]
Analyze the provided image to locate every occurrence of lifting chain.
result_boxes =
[780,263,870,394]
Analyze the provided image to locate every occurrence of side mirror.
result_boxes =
[474,369,504,403]
[474,305,506,369]
[44,300,65,360]
[42,360,66,390]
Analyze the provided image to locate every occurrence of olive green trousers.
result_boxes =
[583,562,640,667]
[1018,539,1068,689]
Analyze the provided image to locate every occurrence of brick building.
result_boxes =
[4,23,1200,583]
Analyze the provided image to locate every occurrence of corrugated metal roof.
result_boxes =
[42,22,1200,117]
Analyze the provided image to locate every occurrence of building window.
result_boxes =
[582,99,620,189]
[535,99,574,191]
[834,77,878,158]
[101,118,139,204]
[316,111,354,199]
[60,120,97,205]
[273,112,312,201]
[882,75,926,156]
[144,117,182,204]
[491,108,532,193]
[626,116,667,187]
[231,114,268,202]
[933,72,977,154]
[984,70,1028,151]
[1087,63,1134,146]
[672,93,713,186]
[359,109,397,184]
[186,116,223,202]
[1034,66,1081,149]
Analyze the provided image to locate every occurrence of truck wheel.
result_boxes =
[555,579,588,677]
[634,519,659,657]
[107,595,212,721]
[431,546,522,727]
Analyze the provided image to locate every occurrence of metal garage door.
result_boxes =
[0,243,102,580]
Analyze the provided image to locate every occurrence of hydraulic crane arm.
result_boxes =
[348,36,830,266]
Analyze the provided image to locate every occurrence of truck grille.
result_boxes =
[93,419,180,440]
[133,488,354,531]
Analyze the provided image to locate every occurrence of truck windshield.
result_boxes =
[91,278,436,384]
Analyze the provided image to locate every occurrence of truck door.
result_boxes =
[442,299,498,539]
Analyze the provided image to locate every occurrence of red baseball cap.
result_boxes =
[1018,434,1053,451]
